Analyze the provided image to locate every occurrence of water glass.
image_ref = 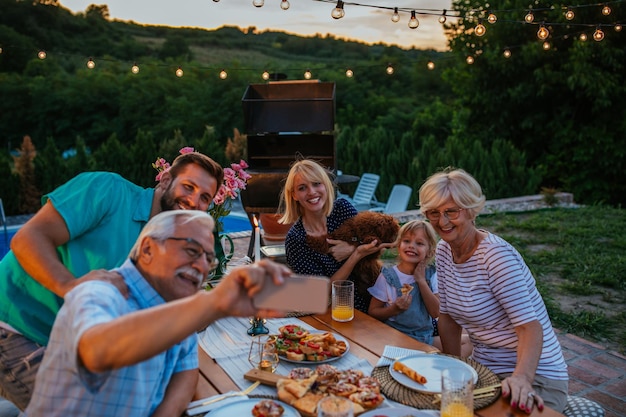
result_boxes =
[248,336,279,373]
[441,368,474,417]
[317,395,354,417]
[331,280,354,322]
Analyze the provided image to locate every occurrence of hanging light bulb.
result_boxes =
[615,24,623,32]
[391,7,400,23]
[331,0,345,19]
[219,69,228,79]
[131,63,140,74]
[593,26,605,41]
[537,24,549,40]
[408,11,419,29]
[345,69,353,78]
[602,4,611,15]
[86,57,95,69]
[304,69,312,79]
[487,12,497,24]
[280,0,290,10]
[524,10,534,23]
[466,56,475,64]
[252,0,264,7]
[0,47,3,54]
[503,48,512,58]
[542,41,551,50]
[262,71,270,80]
[386,63,394,75]
[475,19,486,36]
[438,9,447,24]
[579,32,588,41]
[565,7,575,20]
[38,50,46,59]
[175,67,184,77]
[427,61,435,70]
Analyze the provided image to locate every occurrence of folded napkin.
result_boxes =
[185,393,248,416]
[376,345,432,367]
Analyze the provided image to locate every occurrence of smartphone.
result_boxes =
[253,275,330,314]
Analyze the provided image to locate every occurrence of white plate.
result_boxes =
[206,398,301,417]
[359,407,439,417]
[277,331,350,364]
[389,353,478,394]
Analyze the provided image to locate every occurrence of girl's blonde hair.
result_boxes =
[279,159,335,224]
[395,219,438,264]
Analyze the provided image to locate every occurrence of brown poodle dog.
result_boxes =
[306,211,400,294]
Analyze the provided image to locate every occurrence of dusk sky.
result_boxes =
[60,0,453,51]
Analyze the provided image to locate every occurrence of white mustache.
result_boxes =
[176,266,204,288]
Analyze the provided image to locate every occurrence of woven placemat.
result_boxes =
[372,355,501,410]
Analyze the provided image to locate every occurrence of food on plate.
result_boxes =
[251,399,285,417]
[349,389,385,409]
[400,283,413,296]
[276,365,382,416]
[289,367,315,380]
[274,328,348,363]
[279,324,309,340]
[392,361,427,384]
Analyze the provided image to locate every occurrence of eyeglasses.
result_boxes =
[164,237,219,271]
[424,208,465,222]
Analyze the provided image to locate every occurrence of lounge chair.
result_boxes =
[337,173,380,210]
[369,184,413,214]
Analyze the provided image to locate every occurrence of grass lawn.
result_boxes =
[384,205,626,354]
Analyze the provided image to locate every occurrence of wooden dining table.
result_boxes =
[194,309,565,417]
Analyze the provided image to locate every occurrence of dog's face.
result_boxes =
[332,211,400,246]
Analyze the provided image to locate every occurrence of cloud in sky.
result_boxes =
[60,0,452,51]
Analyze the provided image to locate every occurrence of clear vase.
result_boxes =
[209,227,234,280]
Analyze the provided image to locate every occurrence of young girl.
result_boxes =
[367,220,439,344]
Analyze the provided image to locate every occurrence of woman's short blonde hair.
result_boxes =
[396,220,438,264]
[418,167,486,219]
[279,159,335,224]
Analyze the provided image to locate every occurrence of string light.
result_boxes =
[219,69,228,79]
[408,10,419,29]
[391,7,400,23]
[503,48,512,58]
[580,32,588,41]
[602,4,611,15]
[427,61,435,70]
[525,10,535,23]
[487,11,497,24]
[280,0,290,10]
[331,0,345,19]
[386,63,394,75]
[86,57,95,69]
[0,47,3,54]
[304,69,312,79]
[615,24,623,32]
[131,63,140,74]
[475,19,486,36]
[345,68,353,77]
[262,71,270,80]
[542,41,551,50]
[252,0,264,7]
[175,67,184,77]
[38,50,46,59]
[565,7,575,20]
[466,56,475,64]
[537,24,550,40]
[593,26,605,41]
[438,9,447,24]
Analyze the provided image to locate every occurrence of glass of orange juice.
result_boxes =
[441,368,473,417]
[331,280,354,322]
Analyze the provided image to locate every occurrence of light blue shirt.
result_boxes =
[0,172,154,345]
[24,259,199,417]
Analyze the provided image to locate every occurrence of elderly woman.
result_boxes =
[418,168,568,414]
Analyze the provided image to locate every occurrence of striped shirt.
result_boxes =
[437,232,568,380]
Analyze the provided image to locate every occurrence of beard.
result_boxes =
[160,185,181,212]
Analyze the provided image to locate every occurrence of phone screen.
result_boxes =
[253,275,330,314]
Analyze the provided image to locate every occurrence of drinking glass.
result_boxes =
[317,395,354,417]
[440,368,474,417]
[331,280,354,322]
[248,335,279,373]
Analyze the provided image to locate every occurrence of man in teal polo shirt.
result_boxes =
[0,151,223,411]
